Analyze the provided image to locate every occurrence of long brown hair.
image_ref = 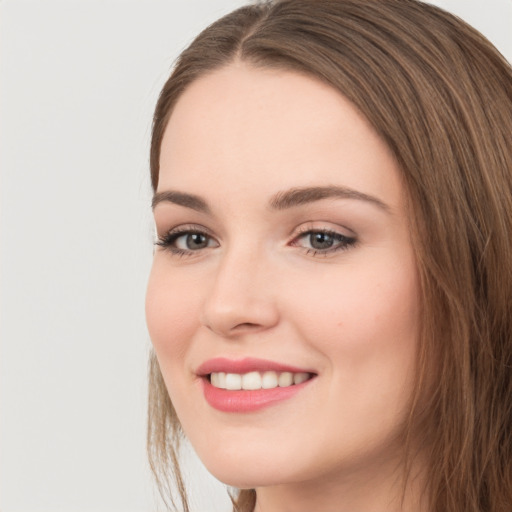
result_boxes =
[147,1,512,511]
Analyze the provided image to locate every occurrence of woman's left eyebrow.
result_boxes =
[268,186,391,213]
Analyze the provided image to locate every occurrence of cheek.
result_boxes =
[290,261,419,447]
[145,260,201,364]
[286,257,419,377]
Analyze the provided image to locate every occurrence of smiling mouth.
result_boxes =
[208,371,314,390]
[200,360,317,412]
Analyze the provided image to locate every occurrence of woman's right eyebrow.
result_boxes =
[152,190,211,213]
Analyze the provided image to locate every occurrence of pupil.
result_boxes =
[187,233,207,249]
[311,232,333,249]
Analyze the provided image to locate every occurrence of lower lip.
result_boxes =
[202,378,313,413]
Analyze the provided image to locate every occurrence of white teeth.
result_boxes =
[209,370,312,390]
[210,372,220,387]
[293,372,309,385]
[241,371,262,390]
[262,371,278,389]
[225,373,242,390]
[278,372,293,387]
[217,372,226,389]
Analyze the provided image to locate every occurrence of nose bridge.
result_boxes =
[201,238,278,336]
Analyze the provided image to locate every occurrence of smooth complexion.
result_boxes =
[146,63,423,512]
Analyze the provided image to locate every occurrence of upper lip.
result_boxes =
[196,357,315,376]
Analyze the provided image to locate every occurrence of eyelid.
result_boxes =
[154,221,357,258]
[289,223,358,256]
[155,223,215,238]
[291,221,355,239]
[155,224,219,256]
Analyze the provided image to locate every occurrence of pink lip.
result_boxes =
[196,357,313,376]
[196,357,316,413]
[202,379,313,413]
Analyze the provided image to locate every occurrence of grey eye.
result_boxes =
[293,229,356,254]
[309,232,335,250]
[177,232,210,250]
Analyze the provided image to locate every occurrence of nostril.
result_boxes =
[204,321,262,336]
[200,292,280,337]
[231,322,264,333]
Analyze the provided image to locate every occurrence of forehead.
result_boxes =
[158,63,403,210]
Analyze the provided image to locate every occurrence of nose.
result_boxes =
[200,246,279,338]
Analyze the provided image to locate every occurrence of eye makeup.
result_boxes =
[155,223,358,259]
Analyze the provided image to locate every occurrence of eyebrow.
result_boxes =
[152,186,390,213]
[268,186,390,212]
[152,190,211,213]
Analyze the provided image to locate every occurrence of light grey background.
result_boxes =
[1,1,511,511]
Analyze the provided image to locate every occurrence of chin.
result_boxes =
[206,464,289,489]
[195,444,299,489]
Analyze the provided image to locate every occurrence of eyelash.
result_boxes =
[291,227,357,256]
[155,225,357,258]
[155,226,216,257]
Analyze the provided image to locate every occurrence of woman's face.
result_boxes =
[146,64,420,489]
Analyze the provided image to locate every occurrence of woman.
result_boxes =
[145,1,512,511]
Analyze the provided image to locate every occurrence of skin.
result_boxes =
[146,63,425,512]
